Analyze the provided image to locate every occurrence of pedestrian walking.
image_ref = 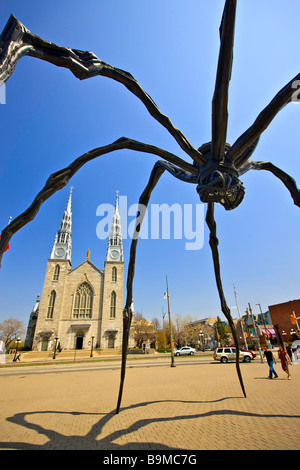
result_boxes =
[263,346,278,379]
[278,345,292,379]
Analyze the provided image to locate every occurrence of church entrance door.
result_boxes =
[41,338,48,351]
[76,336,83,350]
[108,334,115,349]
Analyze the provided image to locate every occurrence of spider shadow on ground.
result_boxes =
[1,396,299,450]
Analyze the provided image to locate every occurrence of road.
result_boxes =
[0,354,216,376]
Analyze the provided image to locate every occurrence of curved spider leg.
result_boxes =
[116,162,165,415]
[0,15,206,166]
[116,161,198,414]
[205,202,247,398]
[226,72,300,166]
[243,160,300,208]
[211,0,237,160]
[0,137,195,267]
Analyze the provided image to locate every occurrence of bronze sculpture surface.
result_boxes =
[0,1,299,413]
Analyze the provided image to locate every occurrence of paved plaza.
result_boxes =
[0,356,299,451]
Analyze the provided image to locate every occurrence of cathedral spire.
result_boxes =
[106,190,124,262]
[50,187,73,262]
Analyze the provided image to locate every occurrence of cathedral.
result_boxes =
[25,188,126,352]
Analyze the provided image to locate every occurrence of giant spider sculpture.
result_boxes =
[0,1,299,414]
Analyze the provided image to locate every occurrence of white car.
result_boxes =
[174,346,196,356]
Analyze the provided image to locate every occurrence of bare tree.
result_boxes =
[151,317,161,331]
[0,317,25,349]
[133,318,157,349]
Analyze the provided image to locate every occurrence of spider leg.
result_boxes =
[226,72,300,165]
[116,159,197,414]
[206,202,247,398]
[0,137,195,267]
[116,161,166,414]
[0,15,205,166]
[248,161,300,208]
[211,0,237,160]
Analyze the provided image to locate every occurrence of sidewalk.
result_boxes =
[0,358,299,450]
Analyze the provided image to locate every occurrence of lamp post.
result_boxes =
[199,330,204,352]
[90,335,95,357]
[215,323,221,347]
[53,337,59,359]
[162,308,167,353]
[13,338,21,362]
[164,275,175,367]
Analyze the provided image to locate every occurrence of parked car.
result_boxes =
[214,347,252,363]
[174,346,196,356]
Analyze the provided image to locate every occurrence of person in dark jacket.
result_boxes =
[263,346,278,379]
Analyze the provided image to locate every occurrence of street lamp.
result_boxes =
[13,337,21,362]
[90,335,95,357]
[164,275,175,367]
[53,337,59,359]
[162,308,167,353]
[199,330,204,352]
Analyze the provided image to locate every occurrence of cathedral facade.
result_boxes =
[27,189,125,352]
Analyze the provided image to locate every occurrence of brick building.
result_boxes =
[268,299,300,345]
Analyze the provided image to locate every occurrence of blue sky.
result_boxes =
[0,0,299,329]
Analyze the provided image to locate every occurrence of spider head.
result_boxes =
[196,143,245,210]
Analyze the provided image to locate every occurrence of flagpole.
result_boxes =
[166,275,175,367]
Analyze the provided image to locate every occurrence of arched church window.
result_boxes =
[112,266,117,282]
[53,264,60,281]
[47,290,56,319]
[73,282,93,319]
[110,291,116,318]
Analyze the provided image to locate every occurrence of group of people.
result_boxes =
[263,345,293,380]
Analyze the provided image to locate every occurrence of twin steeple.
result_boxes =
[50,188,124,264]
[106,190,124,262]
[50,187,73,262]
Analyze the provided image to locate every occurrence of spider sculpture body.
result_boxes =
[0,1,299,414]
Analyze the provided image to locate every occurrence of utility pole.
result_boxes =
[233,284,248,349]
[256,303,272,349]
[248,302,263,363]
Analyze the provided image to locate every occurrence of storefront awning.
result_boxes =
[261,328,276,337]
